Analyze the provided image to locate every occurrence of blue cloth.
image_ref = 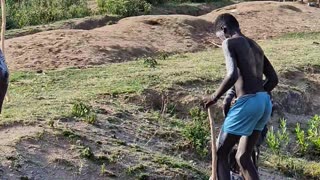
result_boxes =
[222,92,272,136]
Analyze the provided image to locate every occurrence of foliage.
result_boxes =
[72,102,97,124]
[4,0,91,29]
[143,57,158,68]
[293,115,320,156]
[96,0,151,17]
[307,115,320,154]
[295,123,308,155]
[126,164,146,175]
[266,126,280,154]
[266,118,289,155]
[80,147,94,159]
[183,107,209,157]
[100,163,107,175]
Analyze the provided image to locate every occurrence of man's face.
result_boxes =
[216,30,227,41]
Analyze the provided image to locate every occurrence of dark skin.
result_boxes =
[203,26,278,180]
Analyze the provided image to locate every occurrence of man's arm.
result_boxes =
[263,55,278,92]
[212,40,238,103]
[223,86,236,117]
[223,86,236,105]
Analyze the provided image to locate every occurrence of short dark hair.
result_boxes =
[213,13,239,33]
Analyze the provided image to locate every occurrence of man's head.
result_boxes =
[213,13,240,41]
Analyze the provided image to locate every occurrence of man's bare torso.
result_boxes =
[224,36,265,98]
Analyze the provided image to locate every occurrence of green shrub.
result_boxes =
[4,0,91,29]
[96,0,151,17]
[266,126,280,154]
[72,102,97,124]
[143,57,158,68]
[80,147,94,159]
[295,123,308,155]
[307,115,320,154]
[294,115,320,156]
[183,107,209,157]
[266,118,289,155]
[72,102,91,118]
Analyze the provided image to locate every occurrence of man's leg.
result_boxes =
[217,132,240,180]
[236,130,261,180]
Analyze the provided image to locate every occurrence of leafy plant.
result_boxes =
[266,126,280,154]
[295,123,308,155]
[307,115,320,154]
[72,102,91,117]
[183,107,209,157]
[143,57,158,68]
[277,118,290,148]
[72,102,97,124]
[266,118,289,155]
[100,163,107,175]
[80,147,94,159]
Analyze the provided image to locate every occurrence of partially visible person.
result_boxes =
[0,49,8,113]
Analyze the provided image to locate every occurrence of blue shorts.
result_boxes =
[222,92,272,136]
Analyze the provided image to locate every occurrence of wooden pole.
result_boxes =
[208,107,217,180]
[1,0,5,54]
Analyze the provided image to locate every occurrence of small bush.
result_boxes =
[307,115,320,154]
[183,107,209,157]
[143,57,158,68]
[96,0,151,17]
[72,102,91,118]
[4,0,91,29]
[293,115,320,156]
[295,123,308,155]
[80,147,94,159]
[72,102,97,124]
[266,118,289,155]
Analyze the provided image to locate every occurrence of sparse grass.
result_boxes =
[183,107,210,157]
[153,155,209,179]
[126,164,147,175]
[262,153,320,179]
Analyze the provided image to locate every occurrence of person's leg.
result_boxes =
[236,130,261,180]
[217,132,240,180]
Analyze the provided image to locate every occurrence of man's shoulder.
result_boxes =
[222,37,247,49]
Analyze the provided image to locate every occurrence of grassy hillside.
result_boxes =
[4,32,320,122]
[1,32,320,179]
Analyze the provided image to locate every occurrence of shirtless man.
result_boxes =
[202,14,278,180]
[0,49,8,113]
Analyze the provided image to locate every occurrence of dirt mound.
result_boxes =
[202,1,320,39]
[6,15,213,71]
[6,1,320,71]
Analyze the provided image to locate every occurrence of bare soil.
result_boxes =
[6,1,320,71]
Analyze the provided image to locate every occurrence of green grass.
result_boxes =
[2,32,320,124]
[262,153,320,179]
